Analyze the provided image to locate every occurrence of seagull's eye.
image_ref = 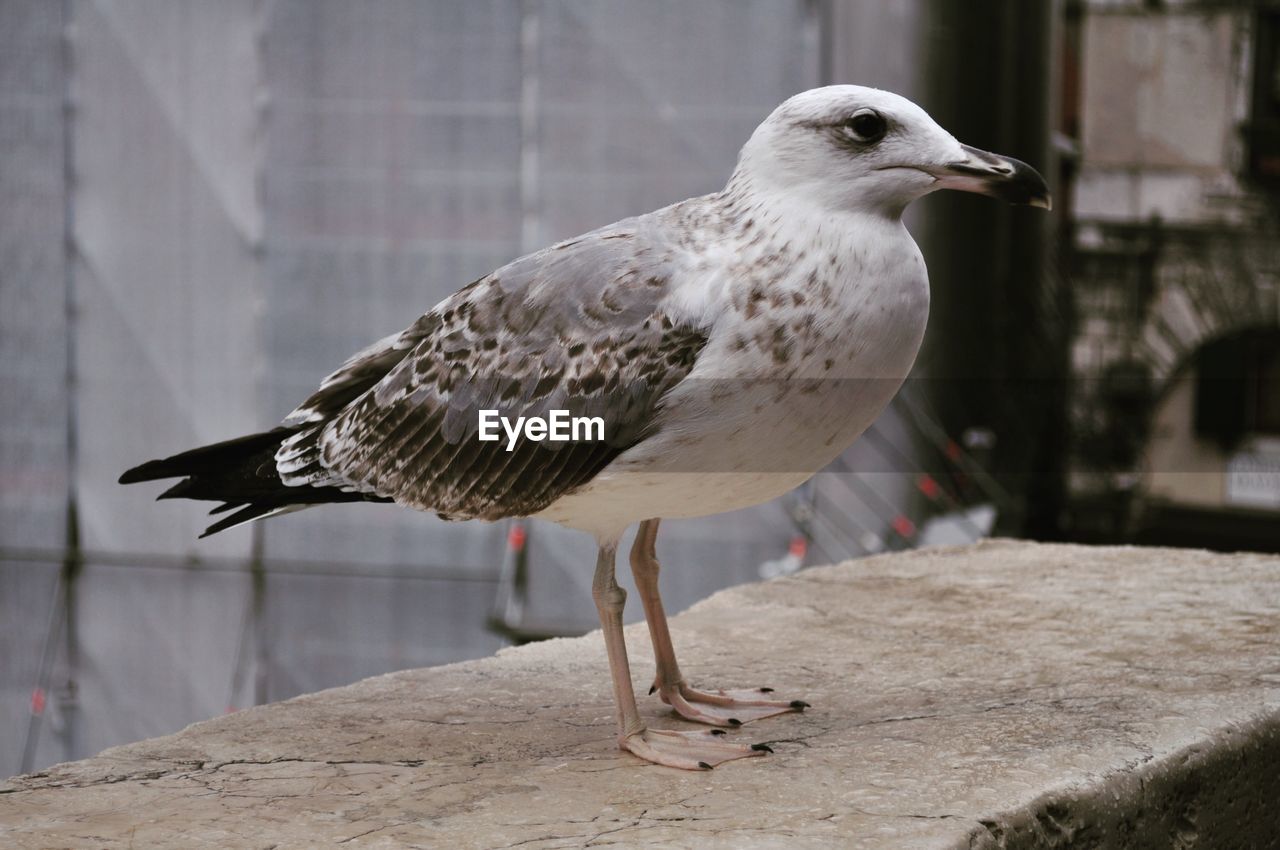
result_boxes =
[843,111,887,144]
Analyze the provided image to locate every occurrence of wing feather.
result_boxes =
[283,213,713,521]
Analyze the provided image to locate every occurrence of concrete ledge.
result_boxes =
[2,541,1278,848]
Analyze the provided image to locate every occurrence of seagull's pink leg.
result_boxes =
[591,542,769,769]
[629,519,809,728]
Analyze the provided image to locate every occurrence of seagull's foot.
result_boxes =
[620,727,772,770]
[652,680,809,727]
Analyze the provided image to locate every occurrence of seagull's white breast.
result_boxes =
[538,204,930,540]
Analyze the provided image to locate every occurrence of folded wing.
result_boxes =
[277,218,710,521]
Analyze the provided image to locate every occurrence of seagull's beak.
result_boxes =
[927,144,1052,210]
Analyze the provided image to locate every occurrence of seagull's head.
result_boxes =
[736,85,1051,218]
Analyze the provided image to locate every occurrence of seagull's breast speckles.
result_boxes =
[540,180,931,538]
[707,211,928,385]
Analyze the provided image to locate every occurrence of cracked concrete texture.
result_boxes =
[2,540,1278,849]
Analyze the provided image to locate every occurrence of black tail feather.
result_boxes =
[158,479,195,500]
[118,429,292,484]
[199,502,291,538]
[120,427,390,537]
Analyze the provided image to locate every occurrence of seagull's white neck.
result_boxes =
[722,164,912,232]
[718,166,912,263]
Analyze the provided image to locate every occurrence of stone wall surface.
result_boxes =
[1,540,1278,849]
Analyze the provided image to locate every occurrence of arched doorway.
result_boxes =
[1138,327,1280,551]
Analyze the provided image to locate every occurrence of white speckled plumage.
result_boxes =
[277,86,965,542]
[124,86,1050,544]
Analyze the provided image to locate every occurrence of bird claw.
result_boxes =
[620,728,770,770]
[652,680,810,727]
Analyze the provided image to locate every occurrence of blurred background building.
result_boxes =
[1061,0,1280,552]
[0,0,1272,777]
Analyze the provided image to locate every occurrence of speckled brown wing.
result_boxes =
[275,217,711,521]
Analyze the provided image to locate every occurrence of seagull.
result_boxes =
[121,85,1049,770]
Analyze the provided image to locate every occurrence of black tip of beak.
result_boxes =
[1001,156,1052,210]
